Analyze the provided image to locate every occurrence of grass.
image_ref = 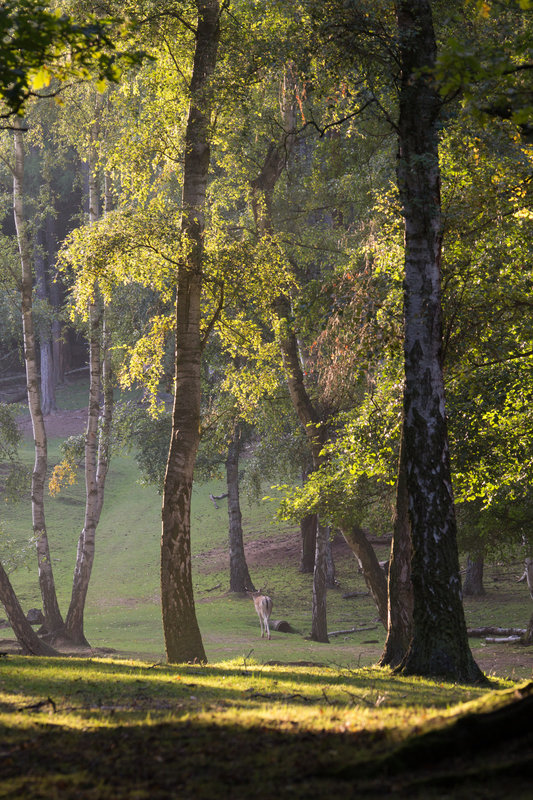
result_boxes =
[0,655,530,798]
[1,378,533,796]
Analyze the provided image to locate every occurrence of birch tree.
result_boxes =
[394,0,483,682]
[161,0,220,664]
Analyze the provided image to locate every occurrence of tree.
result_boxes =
[394,0,484,683]
[161,0,220,664]
[226,421,256,594]
[14,119,65,635]
[0,0,132,119]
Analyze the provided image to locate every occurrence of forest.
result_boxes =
[0,1,532,795]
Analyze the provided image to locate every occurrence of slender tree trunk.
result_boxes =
[14,122,64,635]
[45,198,66,388]
[161,0,220,664]
[0,560,57,656]
[34,225,56,415]
[311,519,329,642]
[226,423,255,593]
[342,523,388,626]
[463,554,485,596]
[299,513,317,573]
[249,68,334,641]
[65,300,102,644]
[66,129,113,645]
[395,0,484,683]
[325,526,336,588]
[380,426,413,667]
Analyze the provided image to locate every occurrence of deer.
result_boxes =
[246,588,273,639]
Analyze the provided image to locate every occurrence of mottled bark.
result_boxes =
[311,519,329,642]
[14,122,64,635]
[0,560,57,656]
[395,0,484,683]
[161,0,220,664]
[463,554,485,597]
[226,423,255,593]
[380,428,413,667]
[342,524,388,627]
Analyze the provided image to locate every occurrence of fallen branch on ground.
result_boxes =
[328,625,378,637]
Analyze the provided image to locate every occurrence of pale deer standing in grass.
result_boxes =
[247,589,273,639]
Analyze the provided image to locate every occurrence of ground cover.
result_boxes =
[0,380,532,796]
[0,655,531,799]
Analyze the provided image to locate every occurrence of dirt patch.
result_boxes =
[18,408,88,439]
[195,532,352,574]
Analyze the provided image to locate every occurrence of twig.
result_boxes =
[18,697,56,713]
[328,625,378,637]
[204,582,222,593]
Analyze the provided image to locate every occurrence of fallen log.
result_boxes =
[468,627,526,638]
[342,591,370,600]
[485,636,523,643]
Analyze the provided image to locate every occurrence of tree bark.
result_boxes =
[14,121,64,635]
[342,523,388,627]
[226,422,255,593]
[395,0,484,683]
[0,560,57,656]
[299,513,317,573]
[311,519,329,642]
[65,300,103,644]
[463,554,486,596]
[380,425,413,667]
[161,0,220,664]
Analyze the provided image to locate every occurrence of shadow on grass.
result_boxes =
[0,696,532,800]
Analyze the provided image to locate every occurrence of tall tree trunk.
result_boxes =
[277,307,330,642]
[395,0,484,683]
[0,560,57,656]
[14,121,64,635]
[161,0,220,664]
[226,423,255,593]
[380,426,413,667]
[463,554,485,596]
[66,127,113,645]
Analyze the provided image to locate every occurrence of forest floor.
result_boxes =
[3,405,532,797]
